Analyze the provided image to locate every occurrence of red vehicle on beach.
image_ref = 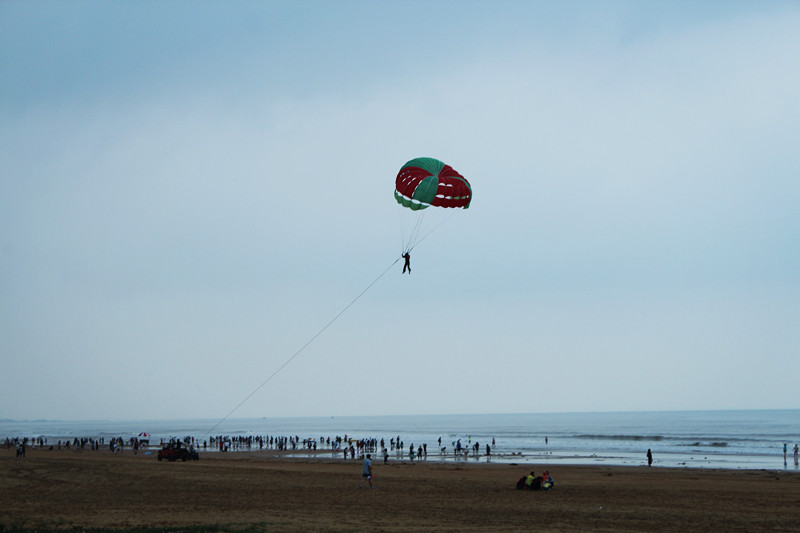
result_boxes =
[157,443,199,462]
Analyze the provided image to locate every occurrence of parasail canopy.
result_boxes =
[394,157,471,211]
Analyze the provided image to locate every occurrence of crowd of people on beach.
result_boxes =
[201,434,502,463]
[14,432,796,471]
[4,432,506,463]
[4,436,112,453]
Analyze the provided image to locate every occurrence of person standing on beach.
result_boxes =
[361,453,374,488]
[647,449,653,467]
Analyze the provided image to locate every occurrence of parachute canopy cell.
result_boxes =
[394,157,471,211]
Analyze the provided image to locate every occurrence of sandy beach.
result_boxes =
[2,448,800,532]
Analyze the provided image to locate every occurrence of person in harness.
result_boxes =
[402,252,411,274]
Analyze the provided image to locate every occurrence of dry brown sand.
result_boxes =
[2,448,800,532]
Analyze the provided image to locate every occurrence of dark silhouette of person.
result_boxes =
[647,448,653,466]
[402,252,411,274]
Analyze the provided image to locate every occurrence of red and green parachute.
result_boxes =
[394,157,472,211]
[394,157,471,254]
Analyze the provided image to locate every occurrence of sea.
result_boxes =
[2,410,798,471]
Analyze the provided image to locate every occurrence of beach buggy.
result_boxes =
[157,442,199,462]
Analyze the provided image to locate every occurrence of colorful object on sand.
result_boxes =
[394,157,472,211]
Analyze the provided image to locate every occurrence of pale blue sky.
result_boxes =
[2,1,798,420]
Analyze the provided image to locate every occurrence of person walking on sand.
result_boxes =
[647,449,653,467]
[402,252,411,274]
[361,453,374,488]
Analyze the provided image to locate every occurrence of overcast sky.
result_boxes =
[2,1,798,421]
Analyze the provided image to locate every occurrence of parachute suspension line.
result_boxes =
[408,211,453,254]
[397,208,413,254]
[201,257,401,440]
[398,210,406,254]
[399,209,430,255]
[404,212,427,254]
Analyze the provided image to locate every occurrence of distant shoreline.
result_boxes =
[6,441,797,472]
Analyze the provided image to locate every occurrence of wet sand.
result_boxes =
[2,448,800,531]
